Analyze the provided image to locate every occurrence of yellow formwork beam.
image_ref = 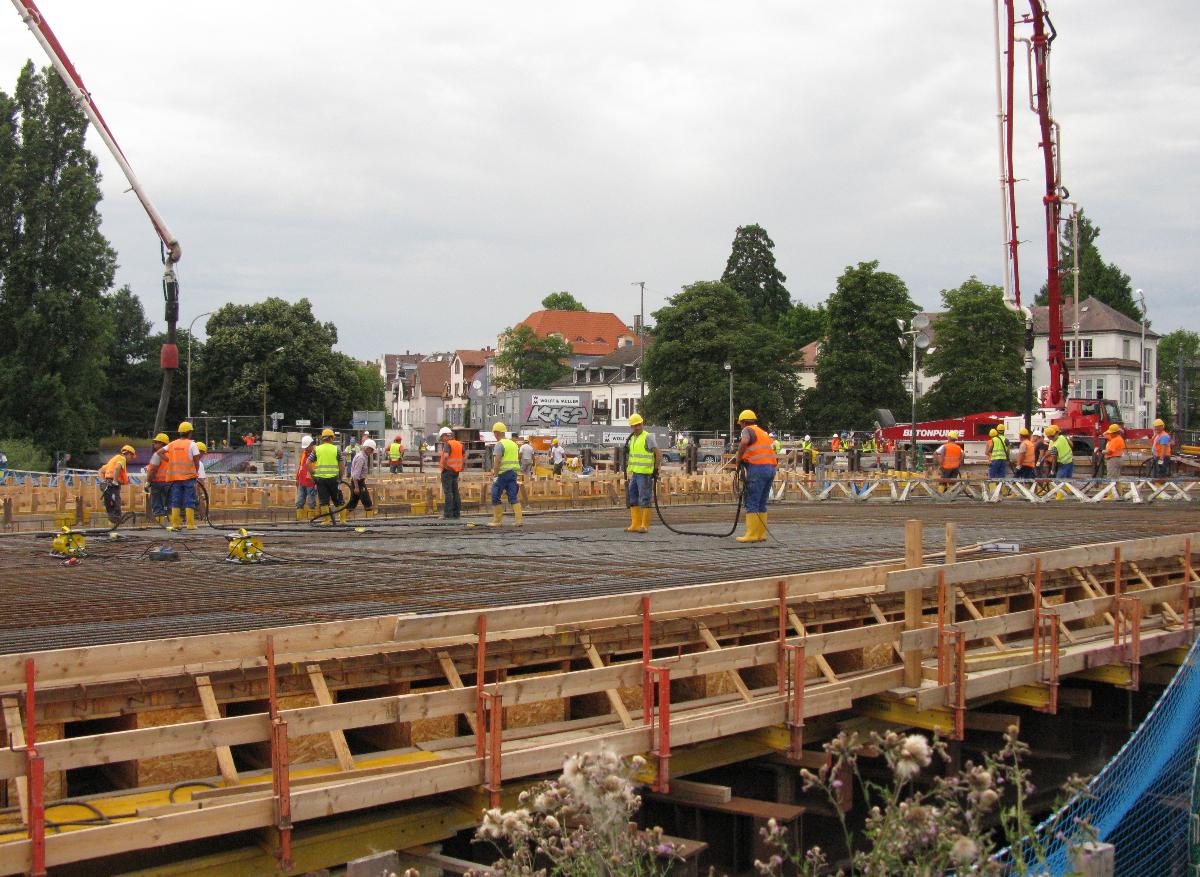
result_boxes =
[1072,664,1133,687]
[858,697,955,735]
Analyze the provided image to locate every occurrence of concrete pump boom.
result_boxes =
[10,0,183,436]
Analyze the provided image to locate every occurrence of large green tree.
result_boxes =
[779,301,826,351]
[1035,211,1140,321]
[492,324,573,390]
[541,291,587,311]
[642,280,797,433]
[721,224,791,325]
[196,297,377,430]
[0,63,117,453]
[803,261,916,433]
[918,278,1023,419]
[1156,329,1200,428]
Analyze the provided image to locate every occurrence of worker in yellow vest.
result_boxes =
[623,413,660,533]
[734,410,777,543]
[488,422,523,528]
[307,428,344,525]
[387,437,404,474]
[99,444,136,524]
[987,425,1009,480]
[1040,425,1074,479]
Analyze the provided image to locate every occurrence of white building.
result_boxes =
[555,344,645,426]
[1031,297,1158,427]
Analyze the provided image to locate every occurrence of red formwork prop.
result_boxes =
[481,691,503,809]
[266,637,293,872]
[24,659,44,877]
[1117,596,1142,692]
[782,642,805,759]
[645,665,671,793]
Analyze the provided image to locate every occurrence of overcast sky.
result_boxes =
[1,2,1195,359]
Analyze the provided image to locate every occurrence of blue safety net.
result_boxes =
[1002,632,1200,875]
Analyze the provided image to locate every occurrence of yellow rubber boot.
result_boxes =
[512,503,523,527]
[154,515,164,526]
[316,504,329,525]
[625,508,639,532]
[735,513,760,543]
[487,505,504,528]
[185,508,196,530]
[755,512,769,542]
[296,508,305,521]
[366,508,376,518]
[168,509,181,530]
[636,506,650,533]
[339,509,349,524]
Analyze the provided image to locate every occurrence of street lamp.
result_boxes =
[261,346,286,436]
[900,316,931,470]
[186,311,213,421]
[631,281,646,403]
[724,362,733,449]
[1136,288,1148,427]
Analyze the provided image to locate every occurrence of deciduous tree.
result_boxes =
[492,324,573,390]
[721,224,791,325]
[1035,211,1140,321]
[1157,329,1200,428]
[541,291,587,311]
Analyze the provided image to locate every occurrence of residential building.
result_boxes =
[553,344,645,426]
[378,352,424,431]
[505,309,638,370]
[443,348,493,428]
[400,354,454,447]
[797,341,820,391]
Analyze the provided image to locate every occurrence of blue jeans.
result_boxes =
[149,482,170,517]
[1056,462,1074,479]
[743,463,776,514]
[492,470,519,505]
[988,460,1008,479]
[626,473,654,508]
[169,479,197,510]
[295,485,317,509]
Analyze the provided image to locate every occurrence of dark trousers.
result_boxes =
[149,482,170,517]
[315,478,342,507]
[344,479,372,512]
[441,470,461,518]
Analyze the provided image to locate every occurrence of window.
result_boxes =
[1122,339,1131,360]
[1065,339,1093,359]
[1121,377,1134,407]
[1143,349,1153,385]
[1083,377,1105,399]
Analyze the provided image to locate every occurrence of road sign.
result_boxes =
[295,419,311,427]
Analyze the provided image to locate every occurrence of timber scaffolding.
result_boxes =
[0,522,1196,874]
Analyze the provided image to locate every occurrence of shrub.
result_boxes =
[0,437,51,472]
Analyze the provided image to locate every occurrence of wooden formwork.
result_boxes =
[0,530,1194,874]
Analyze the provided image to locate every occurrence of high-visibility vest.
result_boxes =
[1105,435,1126,459]
[831,437,841,452]
[772,439,782,454]
[440,439,464,473]
[628,432,655,475]
[1018,439,1036,468]
[312,442,341,479]
[1154,431,1172,459]
[160,439,198,482]
[990,435,1008,460]
[148,448,168,483]
[388,441,403,462]
[100,453,128,484]
[297,447,316,487]
[496,438,520,473]
[1051,435,1073,465]
[940,443,963,469]
[343,445,355,462]
[743,425,778,466]
[801,440,812,455]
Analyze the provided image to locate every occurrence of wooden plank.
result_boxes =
[1,696,27,824]
[957,589,1007,651]
[581,642,636,728]
[195,675,239,788]
[787,611,838,683]
[697,623,754,702]
[865,599,905,660]
[651,777,732,805]
[306,664,355,772]
[436,651,477,733]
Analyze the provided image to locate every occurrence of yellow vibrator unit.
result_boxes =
[50,527,87,558]
[226,528,264,564]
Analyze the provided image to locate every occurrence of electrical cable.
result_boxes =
[309,479,355,526]
[168,780,218,802]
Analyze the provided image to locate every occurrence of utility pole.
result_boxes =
[631,281,645,404]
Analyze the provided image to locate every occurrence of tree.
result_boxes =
[1035,211,1140,321]
[0,63,117,453]
[721,224,791,325]
[196,297,370,430]
[492,324,573,390]
[803,261,916,433]
[642,281,798,433]
[541,291,587,311]
[779,301,826,351]
[918,278,1024,419]
[1156,329,1200,428]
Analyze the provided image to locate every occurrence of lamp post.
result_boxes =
[631,281,646,403]
[1136,288,1147,427]
[185,311,213,421]
[900,316,931,470]
[261,346,286,436]
[724,362,733,449]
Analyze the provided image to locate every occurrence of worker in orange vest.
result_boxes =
[1151,418,1173,479]
[438,426,465,519]
[147,421,202,529]
[144,432,171,525]
[734,410,777,543]
[1103,423,1125,480]
[99,445,136,524]
[830,433,841,453]
[935,430,964,480]
[1015,427,1037,480]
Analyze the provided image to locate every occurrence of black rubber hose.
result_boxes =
[651,467,745,538]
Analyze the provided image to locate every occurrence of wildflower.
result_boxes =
[543,815,560,833]
[894,734,932,781]
[977,789,999,810]
[950,836,979,866]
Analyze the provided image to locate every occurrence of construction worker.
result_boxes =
[342,438,375,520]
[387,436,404,474]
[519,436,535,476]
[830,432,841,453]
[342,438,357,474]
[1151,418,1173,479]
[1103,423,1125,480]
[295,435,317,519]
[488,422,523,527]
[144,432,171,525]
[734,410,777,543]
[987,425,1008,479]
[935,430,964,480]
[438,426,464,519]
[307,428,344,525]
[1015,427,1037,480]
[550,438,566,475]
[623,413,660,534]
[147,422,202,529]
[1041,425,1074,479]
[99,444,136,523]
[800,434,814,474]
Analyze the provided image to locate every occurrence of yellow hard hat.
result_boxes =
[996,423,1006,432]
[1045,425,1059,437]
[120,444,136,455]
[153,432,169,444]
[737,409,757,423]
[1153,418,1165,428]
[321,427,336,438]
[196,442,208,454]
[1019,427,1030,437]
[947,430,959,439]
[1107,423,1121,433]
[628,413,644,426]
[178,421,194,434]
[988,428,997,438]
[492,422,507,433]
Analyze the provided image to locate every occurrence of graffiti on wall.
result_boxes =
[525,394,591,425]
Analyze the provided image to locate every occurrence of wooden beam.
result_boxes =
[1,696,27,823]
[697,623,754,701]
[436,652,477,733]
[581,641,636,728]
[306,665,355,772]
[195,675,239,788]
[956,589,1007,651]
[787,611,839,683]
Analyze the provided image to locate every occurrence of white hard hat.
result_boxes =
[438,427,452,436]
[804,435,810,441]
[1033,428,1044,436]
[301,435,313,448]
[361,438,377,450]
